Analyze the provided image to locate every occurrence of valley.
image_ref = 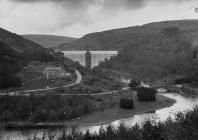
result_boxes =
[1,20,198,140]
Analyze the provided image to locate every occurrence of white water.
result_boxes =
[62,51,118,68]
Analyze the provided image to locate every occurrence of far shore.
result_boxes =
[5,92,176,130]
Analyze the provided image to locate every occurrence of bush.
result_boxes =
[175,78,190,84]
[137,87,156,101]
[129,79,141,90]
[0,74,22,89]
[119,97,134,109]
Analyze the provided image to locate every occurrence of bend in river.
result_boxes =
[3,92,198,140]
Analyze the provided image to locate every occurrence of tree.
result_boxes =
[120,97,134,109]
[17,97,32,120]
[0,110,14,122]
[129,79,141,90]
[137,87,156,101]
[162,27,180,37]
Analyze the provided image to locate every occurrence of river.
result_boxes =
[2,92,198,140]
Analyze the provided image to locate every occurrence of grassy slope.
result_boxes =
[22,34,77,49]
[54,19,198,51]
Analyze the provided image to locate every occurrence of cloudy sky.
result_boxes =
[0,0,198,37]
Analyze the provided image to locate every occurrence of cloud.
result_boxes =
[10,0,191,8]
[0,0,195,37]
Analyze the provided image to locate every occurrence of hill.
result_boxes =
[0,28,64,89]
[0,27,121,92]
[97,26,198,84]
[54,20,198,51]
[22,34,77,48]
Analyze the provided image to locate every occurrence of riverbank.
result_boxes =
[153,84,198,97]
[66,93,176,126]
[5,91,176,129]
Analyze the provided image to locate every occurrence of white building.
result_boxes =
[43,67,71,80]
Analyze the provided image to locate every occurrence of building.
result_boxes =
[85,50,92,69]
[43,66,71,80]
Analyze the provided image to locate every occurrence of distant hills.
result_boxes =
[22,34,77,49]
[54,20,198,51]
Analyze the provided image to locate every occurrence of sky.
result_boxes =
[0,0,198,37]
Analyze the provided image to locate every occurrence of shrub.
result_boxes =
[129,79,141,90]
[119,97,134,109]
[137,87,156,101]
[175,78,190,84]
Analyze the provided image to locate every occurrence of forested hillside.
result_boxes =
[98,27,198,84]
[0,28,61,89]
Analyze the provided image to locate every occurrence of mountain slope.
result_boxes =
[0,28,64,89]
[97,27,198,84]
[22,34,77,49]
[54,20,198,51]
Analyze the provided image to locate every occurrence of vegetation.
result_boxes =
[0,95,95,122]
[0,37,58,89]
[129,79,141,90]
[98,27,198,85]
[119,97,134,109]
[175,78,191,85]
[137,87,156,101]
[0,41,23,88]
[26,106,198,140]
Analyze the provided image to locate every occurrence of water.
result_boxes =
[78,92,198,133]
[62,51,118,68]
[2,92,198,139]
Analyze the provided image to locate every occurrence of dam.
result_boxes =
[62,51,118,68]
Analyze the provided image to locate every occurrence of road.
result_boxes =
[0,69,130,96]
[0,70,82,96]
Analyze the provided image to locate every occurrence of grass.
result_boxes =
[2,90,176,130]
[63,90,176,126]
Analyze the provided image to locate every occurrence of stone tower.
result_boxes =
[85,50,91,69]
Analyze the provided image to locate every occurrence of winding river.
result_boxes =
[2,92,198,140]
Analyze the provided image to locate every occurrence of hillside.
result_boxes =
[54,20,198,51]
[97,27,198,84]
[0,28,62,89]
[0,27,121,92]
[22,34,77,48]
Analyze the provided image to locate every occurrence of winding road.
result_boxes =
[0,69,129,96]
[0,70,82,96]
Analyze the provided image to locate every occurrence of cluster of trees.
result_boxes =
[82,74,122,92]
[129,79,141,90]
[28,106,198,140]
[0,95,95,122]
[0,74,21,89]
[0,41,23,89]
[119,97,134,109]
[175,78,191,85]
[137,87,156,101]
